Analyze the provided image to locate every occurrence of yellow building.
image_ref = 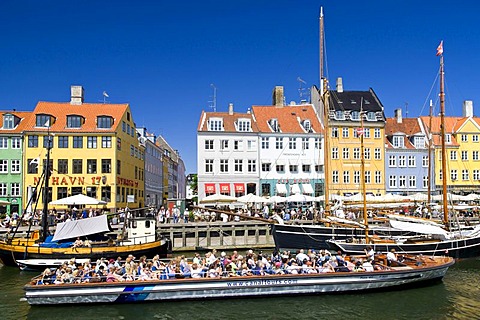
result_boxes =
[22,86,144,212]
[327,85,386,196]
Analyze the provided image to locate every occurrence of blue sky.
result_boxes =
[1,1,479,173]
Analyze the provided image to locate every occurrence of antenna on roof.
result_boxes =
[404,102,408,118]
[297,77,309,102]
[103,91,109,104]
[208,84,217,112]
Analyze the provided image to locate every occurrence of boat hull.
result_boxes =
[24,257,453,305]
[328,236,480,259]
[0,239,171,270]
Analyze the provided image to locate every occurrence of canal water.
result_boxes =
[1,258,479,320]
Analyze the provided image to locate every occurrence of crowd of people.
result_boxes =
[36,247,391,286]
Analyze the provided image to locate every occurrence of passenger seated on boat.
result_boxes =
[191,263,203,278]
[386,249,407,267]
[96,265,107,282]
[364,246,375,262]
[240,263,252,276]
[286,260,300,274]
[317,261,335,273]
[208,260,222,278]
[39,268,54,285]
[353,260,365,272]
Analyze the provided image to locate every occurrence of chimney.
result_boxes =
[272,86,284,107]
[394,108,402,123]
[336,77,343,93]
[70,85,84,105]
[463,100,473,117]
[228,103,234,115]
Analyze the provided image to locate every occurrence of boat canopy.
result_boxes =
[389,219,449,239]
[52,215,111,242]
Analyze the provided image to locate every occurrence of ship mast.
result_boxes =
[427,99,433,214]
[42,129,53,241]
[360,100,369,242]
[319,7,331,214]
[438,43,448,227]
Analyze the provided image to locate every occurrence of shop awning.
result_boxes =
[219,183,230,194]
[205,183,216,194]
[234,183,245,193]
[276,184,288,194]
[291,184,301,194]
[302,183,314,194]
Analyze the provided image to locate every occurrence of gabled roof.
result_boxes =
[0,111,33,134]
[419,116,461,147]
[197,111,258,133]
[329,89,384,113]
[385,118,422,136]
[252,104,322,134]
[23,102,129,133]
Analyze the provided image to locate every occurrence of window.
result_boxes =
[11,160,20,173]
[0,137,7,149]
[315,165,323,173]
[57,136,68,148]
[234,140,240,150]
[87,159,97,174]
[288,137,296,149]
[205,140,214,150]
[302,138,309,150]
[374,148,381,160]
[11,182,20,196]
[261,183,270,197]
[365,171,371,184]
[58,159,68,174]
[450,151,457,161]
[0,160,8,173]
[473,135,479,143]
[332,171,339,184]
[439,170,442,180]
[269,119,280,132]
[445,134,451,143]
[275,137,283,149]
[342,148,349,159]
[364,148,371,160]
[117,160,121,175]
[474,170,480,181]
[88,136,97,149]
[335,111,345,120]
[35,114,51,127]
[220,159,228,173]
[3,115,15,129]
[220,140,229,150]
[374,128,381,138]
[422,155,429,167]
[332,147,339,159]
[122,121,126,132]
[409,176,416,188]
[0,183,6,196]
[208,118,223,131]
[408,155,416,167]
[28,159,38,174]
[389,176,397,188]
[398,155,406,167]
[462,170,469,181]
[423,176,428,188]
[234,159,243,172]
[237,119,251,132]
[72,159,82,174]
[473,151,479,161]
[276,165,285,172]
[302,164,311,172]
[247,140,256,150]
[101,186,111,202]
[399,176,406,188]
[11,137,20,149]
[73,136,83,148]
[261,137,269,149]
[97,116,113,128]
[414,136,425,148]
[28,136,38,148]
[303,120,311,132]
[43,135,53,149]
[315,138,321,149]
[366,112,376,121]
[67,115,82,128]
[461,134,467,142]
[102,159,111,173]
[353,171,360,184]
[289,165,298,173]
[392,136,404,148]
[343,171,350,184]
[375,171,381,184]
[351,111,360,120]
[331,127,338,138]
[353,147,360,159]
[342,127,349,138]
[364,128,370,138]
[389,155,396,167]
[451,169,458,181]
[248,160,256,172]
[205,159,213,173]
[102,136,112,148]
[261,163,271,172]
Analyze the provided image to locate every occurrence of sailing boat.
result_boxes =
[327,41,480,259]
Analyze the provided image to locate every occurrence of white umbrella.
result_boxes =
[286,193,315,202]
[463,193,480,201]
[0,199,9,205]
[199,194,237,203]
[407,193,429,201]
[269,195,287,203]
[50,194,107,205]
[237,193,269,204]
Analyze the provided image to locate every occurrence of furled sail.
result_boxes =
[52,215,111,242]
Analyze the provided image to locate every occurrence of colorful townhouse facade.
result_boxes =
[22,85,145,213]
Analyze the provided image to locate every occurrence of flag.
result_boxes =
[44,120,50,128]
[356,127,364,136]
[103,91,109,98]
[436,40,443,56]
[29,158,39,166]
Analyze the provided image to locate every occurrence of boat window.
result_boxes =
[145,220,151,228]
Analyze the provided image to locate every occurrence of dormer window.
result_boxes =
[36,114,54,127]
[302,119,312,132]
[366,112,376,121]
[335,111,345,120]
[67,115,83,128]
[3,114,15,129]
[236,118,251,132]
[269,118,280,132]
[414,136,425,148]
[208,118,223,131]
[97,116,114,129]
[445,134,452,143]
[350,111,360,121]
[392,135,405,148]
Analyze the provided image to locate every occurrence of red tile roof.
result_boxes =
[197,111,258,132]
[419,116,462,147]
[0,111,33,134]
